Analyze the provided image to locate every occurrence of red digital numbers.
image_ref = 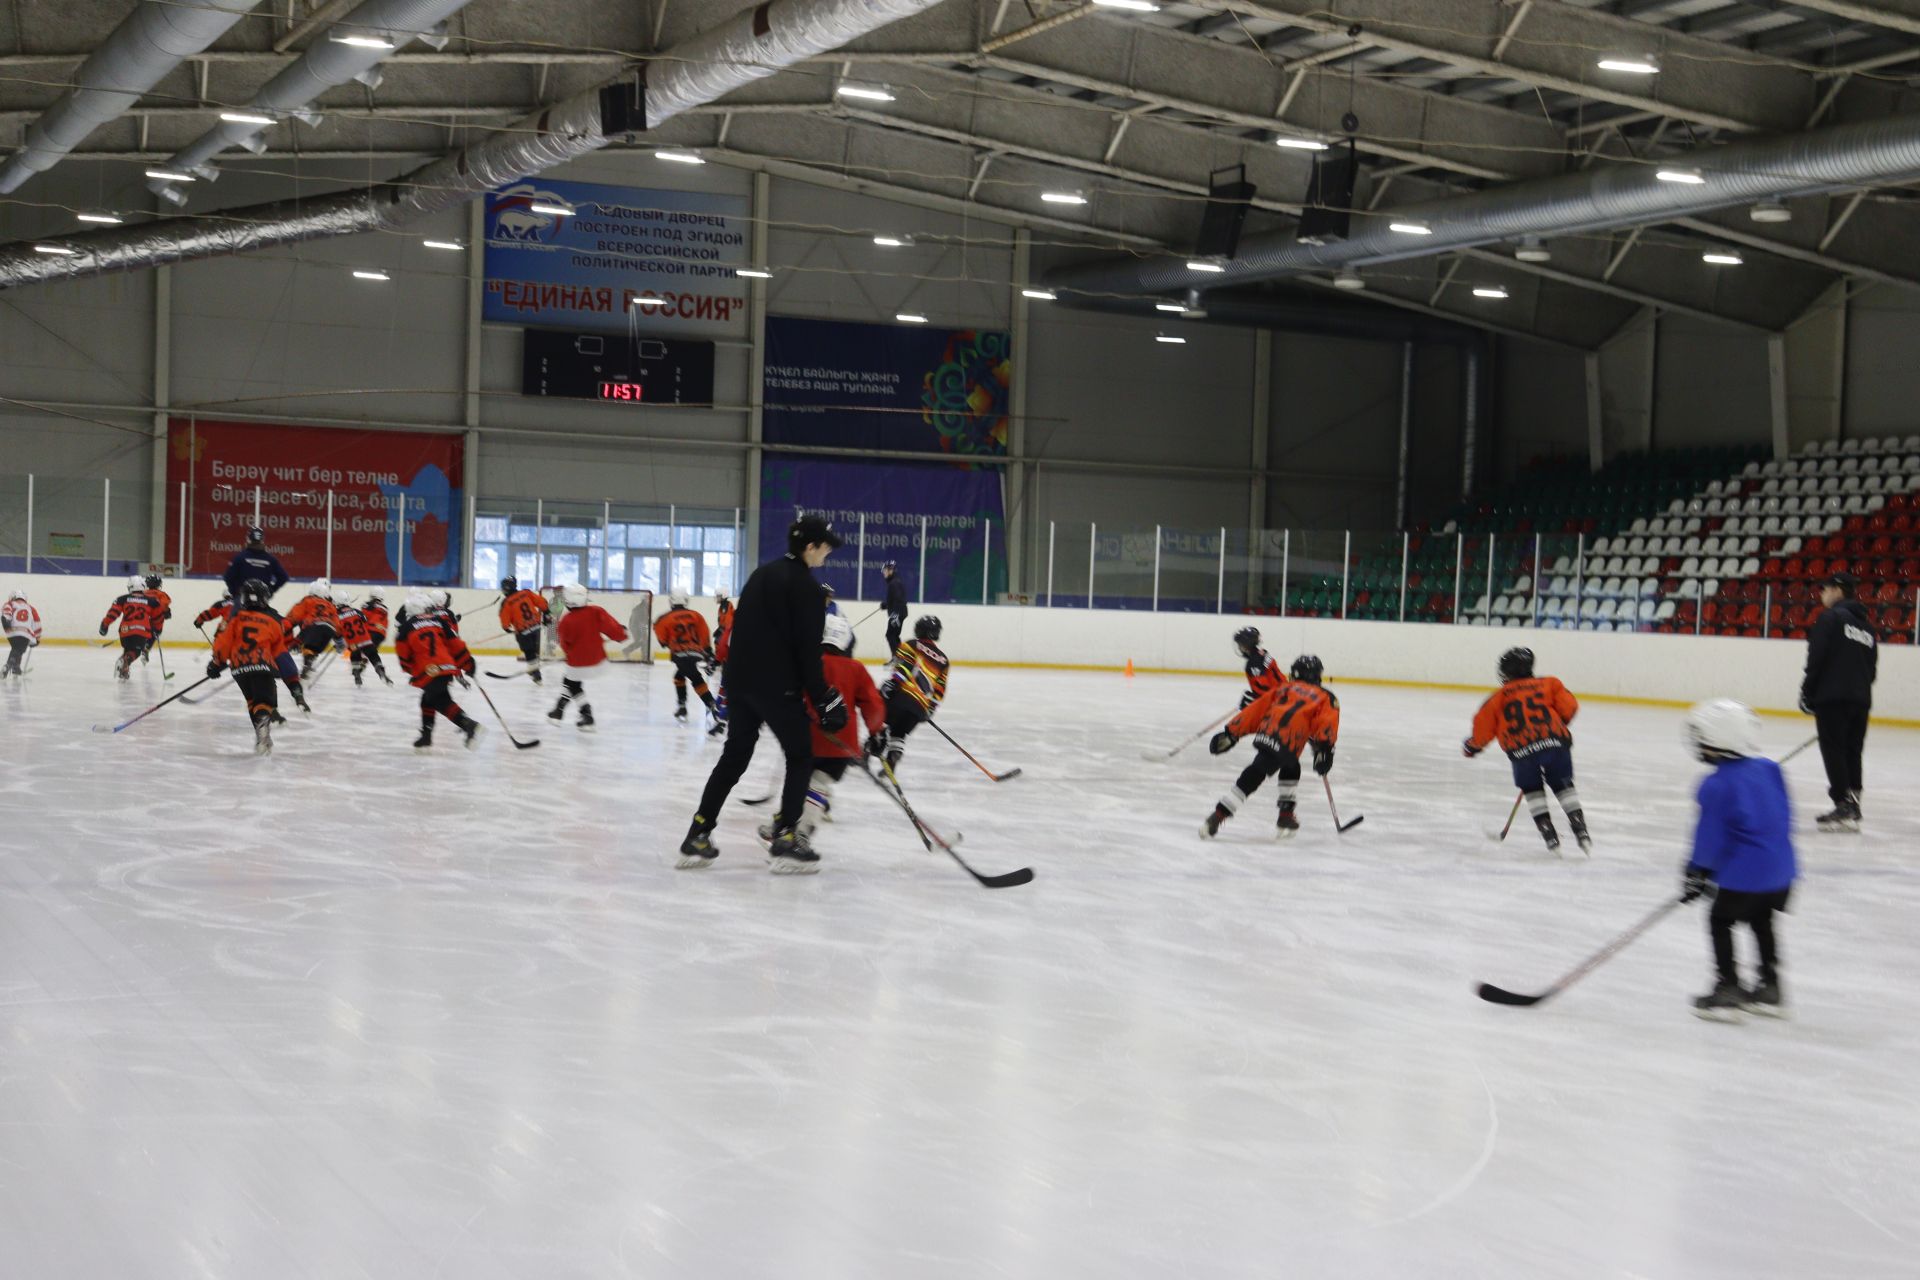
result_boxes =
[597,381,643,402]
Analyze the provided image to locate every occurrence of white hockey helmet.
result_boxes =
[310,577,332,597]
[403,589,433,615]
[821,613,855,654]
[366,587,385,603]
[560,582,587,607]
[1685,698,1761,762]
[126,574,143,591]
[5,585,22,601]
[668,592,689,610]
[427,588,452,612]
[332,585,353,605]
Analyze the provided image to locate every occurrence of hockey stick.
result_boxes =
[859,758,1028,887]
[1141,709,1233,763]
[876,756,969,850]
[92,673,219,733]
[1321,775,1364,833]
[303,648,340,689]
[926,719,1022,782]
[850,605,884,627]
[469,681,541,749]
[1778,735,1818,765]
[485,660,551,680]
[156,641,173,680]
[1476,895,1687,1007]
[1488,791,1524,841]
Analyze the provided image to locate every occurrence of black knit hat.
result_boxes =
[788,514,844,552]
[1825,570,1859,597]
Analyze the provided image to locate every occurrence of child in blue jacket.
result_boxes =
[1681,699,1799,1020]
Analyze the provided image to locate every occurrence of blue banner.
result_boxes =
[483,179,749,335]
[763,316,1011,456]
[760,457,1006,607]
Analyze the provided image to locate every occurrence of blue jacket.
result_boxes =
[224,548,289,600]
[1688,756,1798,893]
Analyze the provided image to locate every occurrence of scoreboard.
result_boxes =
[521,329,717,406]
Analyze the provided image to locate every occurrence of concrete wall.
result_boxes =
[22,572,1916,722]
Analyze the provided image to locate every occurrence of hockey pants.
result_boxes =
[1509,745,1587,840]
[419,676,474,738]
[1216,743,1301,818]
[671,654,715,710]
[882,696,930,767]
[4,635,27,674]
[235,670,279,725]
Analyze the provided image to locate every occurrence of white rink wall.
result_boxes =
[15,574,1916,720]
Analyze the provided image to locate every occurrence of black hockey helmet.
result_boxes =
[1233,626,1261,656]
[501,576,518,594]
[915,615,942,642]
[1290,654,1324,684]
[143,574,161,590]
[1498,646,1535,681]
[239,578,271,608]
[245,525,265,547]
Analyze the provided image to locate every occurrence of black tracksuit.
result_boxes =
[696,553,834,830]
[1801,597,1877,806]
[884,574,910,653]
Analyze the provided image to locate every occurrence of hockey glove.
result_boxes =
[817,689,849,734]
[291,685,311,713]
[1238,690,1257,710]
[99,625,109,637]
[1208,731,1237,756]
[1312,741,1335,776]
[1461,738,1483,759]
[865,732,888,759]
[205,660,225,679]
[1680,865,1716,905]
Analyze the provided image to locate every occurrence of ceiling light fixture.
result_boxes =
[1094,0,1160,10]
[32,244,77,256]
[1749,198,1792,224]
[329,33,394,49]
[76,211,123,225]
[1155,334,1187,343]
[1388,220,1433,235]
[1154,302,1188,313]
[873,235,907,247]
[835,84,896,102]
[1041,191,1089,205]
[1655,168,1705,185]
[219,110,276,126]
[528,202,576,216]
[1597,56,1659,74]
[1472,285,1510,299]
[422,239,463,251]
[1332,268,1365,291]
[1021,288,1057,301]
[1185,260,1226,273]
[736,267,773,279]
[896,312,929,324]
[352,269,390,281]
[145,168,195,182]
[654,150,705,165]
[1275,137,1330,151]
[631,296,665,308]
[1514,236,1552,263]
[1702,250,1744,265]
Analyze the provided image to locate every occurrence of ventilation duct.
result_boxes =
[0,0,268,196]
[149,0,479,206]
[0,0,948,288]
[1045,113,1920,298]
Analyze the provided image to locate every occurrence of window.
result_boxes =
[470,508,739,595]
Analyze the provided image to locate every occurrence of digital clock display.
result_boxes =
[597,380,644,402]
[521,330,716,404]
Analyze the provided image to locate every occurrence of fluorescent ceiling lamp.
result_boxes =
[631,296,665,308]
[1094,0,1161,10]
[735,267,773,278]
[76,211,123,225]
[329,33,394,49]
[1021,288,1057,301]
[1332,269,1365,291]
[1155,334,1187,344]
[219,110,276,126]
[1597,57,1659,74]
[895,312,928,323]
[1275,137,1329,150]
[1514,237,1551,263]
[835,84,896,102]
[873,235,906,247]
[1185,260,1226,273]
[1655,168,1705,184]
[421,239,463,251]
[1040,192,1088,205]
[1388,220,1432,235]
[528,202,575,216]
[1702,250,1744,265]
[1154,302,1187,313]
[352,269,390,281]
[145,168,194,182]
[1472,285,1510,299]
[1750,199,1792,224]
[654,150,706,165]
[32,244,77,256]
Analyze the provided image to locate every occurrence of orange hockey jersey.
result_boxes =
[394,614,475,689]
[213,606,292,675]
[1226,680,1341,756]
[499,588,549,636]
[653,606,712,658]
[1467,675,1578,757]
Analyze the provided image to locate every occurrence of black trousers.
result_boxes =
[697,685,815,830]
[1813,702,1868,804]
[420,675,467,724]
[671,654,713,703]
[235,669,279,723]
[886,612,907,655]
[4,635,27,672]
[883,695,930,764]
[351,643,387,673]
[298,624,337,656]
[1709,887,1791,985]
[515,631,540,663]
[1236,743,1303,802]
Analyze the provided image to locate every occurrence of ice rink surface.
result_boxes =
[4,643,1919,1279]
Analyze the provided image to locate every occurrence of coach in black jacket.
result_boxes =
[883,561,910,654]
[679,515,849,871]
[1800,571,1878,831]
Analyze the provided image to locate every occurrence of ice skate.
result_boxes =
[1567,811,1593,855]
[576,707,595,733]
[269,710,288,726]
[1692,978,1745,1022]
[674,704,688,723]
[253,720,273,756]
[706,716,726,738]
[1741,979,1788,1019]
[413,729,433,751]
[1815,804,1860,833]
[768,824,820,875]
[352,669,364,687]
[548,698,568,722]
[459,718,482,750]
[1274,805,1300,840]
[677,817,718,870]
[1534,812,1561,852]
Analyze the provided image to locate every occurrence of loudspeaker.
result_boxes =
[1297,140,1359,245]
[1195,165,1256,261]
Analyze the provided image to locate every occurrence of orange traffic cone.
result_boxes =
[1124,658,1135,678]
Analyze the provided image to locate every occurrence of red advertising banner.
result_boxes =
[166,417,464,585]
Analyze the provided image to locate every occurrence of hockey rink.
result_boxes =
[4,647,1918,1278]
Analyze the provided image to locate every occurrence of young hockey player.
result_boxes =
[1462,647,1591,853]
[498,576,550,685]
[711,593,734,724]
[2,587,40,677]
[1681,698,1799,1021]
[194,591,234,636]
[1233,626,1284,708]
[653,592,721,731]
[394,589,480,750]
[143,574,174,643]
[549,583,629,732]
[1203,654,1339,839]
[207,579,299,755]
[757,614,886,854]
[878,615,949,770]
[100,575,158,680]
[282,579,341,678]
[882,561,909,654]
[823,583,840,616]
